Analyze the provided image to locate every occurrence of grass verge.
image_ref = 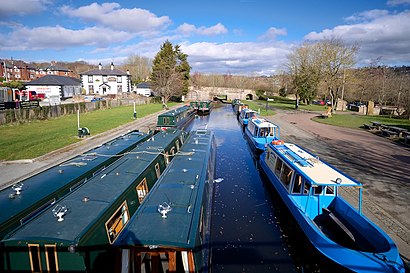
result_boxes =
[0,103,175,161]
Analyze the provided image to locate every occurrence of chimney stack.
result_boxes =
[98,63,102,70]
[110,62,114,70]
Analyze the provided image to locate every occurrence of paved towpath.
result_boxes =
[265,109,410,265]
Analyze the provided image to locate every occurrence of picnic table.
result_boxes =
[387,126,408,137]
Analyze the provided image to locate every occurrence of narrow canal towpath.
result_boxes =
[266,109,410,264]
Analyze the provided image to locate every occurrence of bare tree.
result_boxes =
[318,38,359,111]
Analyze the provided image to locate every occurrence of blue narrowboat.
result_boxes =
[259,141,406,273]
[239,108,257,127]
[115,129,216,273]
[0,130,150,240]
[156,105,195,132]
[244,117,280,153]
[1,129,188,273]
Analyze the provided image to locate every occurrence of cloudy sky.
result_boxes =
[1,0,410,75]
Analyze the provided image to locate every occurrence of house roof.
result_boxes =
[43,64,71,72]
[136,82,151,89]
[24,75,81,86]
[80,67,128,76]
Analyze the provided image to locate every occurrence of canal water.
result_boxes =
[187,104,299,272]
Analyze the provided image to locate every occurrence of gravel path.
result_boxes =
[265,109,410,263]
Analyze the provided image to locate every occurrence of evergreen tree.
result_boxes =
[150,40,191,103]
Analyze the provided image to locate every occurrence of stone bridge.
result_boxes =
[186,87,258,101]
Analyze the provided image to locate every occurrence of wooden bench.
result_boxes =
[381,129,399,138]
[363,123,377,130]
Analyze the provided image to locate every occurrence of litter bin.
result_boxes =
[78,127,90,138]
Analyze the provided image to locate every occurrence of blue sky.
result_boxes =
[1,0,410,75]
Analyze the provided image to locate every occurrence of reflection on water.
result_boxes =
[187,104,298,272]
[185,103,358,273]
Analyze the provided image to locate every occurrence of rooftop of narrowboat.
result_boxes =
[116,130,215,249]
[250,117,279,128]
[2,130,186,244]
[157,105,193,117]
[271,142,361,187]
[0,131,149,234]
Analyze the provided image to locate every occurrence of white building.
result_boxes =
[24,75,82,101]
[80,63,131,96]
[134,82,152,97]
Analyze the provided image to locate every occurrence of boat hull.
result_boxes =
[259,152,405,273]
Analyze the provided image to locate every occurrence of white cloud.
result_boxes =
[387,0,410,6]
[181,41,293,75]
[0,25,131,50]
[0,0,50,16]
[305,10,410,65]
[258,27,287,41]
[176,23,228,36]
[60,3,171,35]
[344,9,389,22]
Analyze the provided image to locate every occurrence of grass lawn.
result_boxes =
[243,97,326,114]
[313,113,410,131]
[0,103,176,161]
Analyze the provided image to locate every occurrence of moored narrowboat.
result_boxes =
[0,130,150,240]
[156,105,195,132]
[259,141,405,273]
[191,100,213,115]
[1,129,188,273]
[115,129,216,273]
[239,108,257,127]
[233,102,248,117]
[244,117,280,153]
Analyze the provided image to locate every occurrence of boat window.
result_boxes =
[325,186,335,195]
[292,174,303,194]
[136,178,149,203]
[134,251,193,273]
[170,147,175,156]
[280,164,293,190]
[155,163,161,179]
[176,140,180,151]
[105,201,130,244]
[274,159,283,177]
[314,186,323,195]
[28,244,42,273]
[304,183,311,195]
[165,152,170,165]
[45,244,59,273]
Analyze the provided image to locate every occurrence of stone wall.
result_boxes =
[186,87,257,101]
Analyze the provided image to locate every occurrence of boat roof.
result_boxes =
[273,143,361,187]
[250,117,278,128]
[158,105,192,117]
[116,130,214,249]
[2,130,185,244]
[0,131,148,231]
[242,108,256,113]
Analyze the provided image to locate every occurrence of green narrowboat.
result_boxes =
[0,130,150,240]
[190,100,213,115]
[156,105,195,132]
[1,129,188,273]
[115,129,216,273]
